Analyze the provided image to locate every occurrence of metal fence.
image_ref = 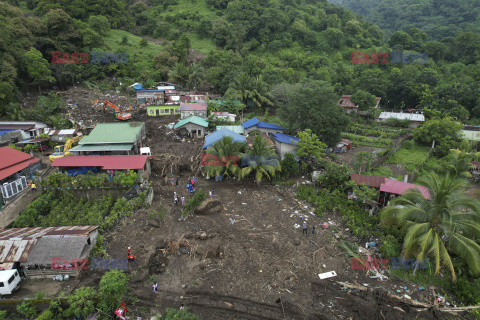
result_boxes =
[1,176,27,199]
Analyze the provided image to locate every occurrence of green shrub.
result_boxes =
[35,291,46,300]
[380,235,399,259]
[182,189,207,217]
[17,302,38,319]
[149,206,167,222]
[281,153,299,177]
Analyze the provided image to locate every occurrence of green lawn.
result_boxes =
[386,145,430,172]
[103,29,165,58]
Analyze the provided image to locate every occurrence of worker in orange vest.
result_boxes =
[127,247,135,262]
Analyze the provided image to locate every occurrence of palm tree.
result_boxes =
[239,134,281,183]
[231,73,273,110]
[204,136,244,179]
[381,172,480,281]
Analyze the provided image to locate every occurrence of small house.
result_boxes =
[211,112,237,122]
[174,116,209,138]
[243,117,287,135]
[147,105,180,116]
[135,89,165,105]
[334,138,352,153]
[270,132,299,159]
[179,102,207,119]
[337,95,381,114]
[0,226,99,279]
[0,121,49,140]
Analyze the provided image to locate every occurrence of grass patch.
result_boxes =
[187,33,216,55]
[386,145,430,172]
[367,166,393,178]
[104,29,164,58]
[342,133,392,148]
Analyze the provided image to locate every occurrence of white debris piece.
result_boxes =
[318,271,337,280]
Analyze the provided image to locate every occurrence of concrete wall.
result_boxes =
[180,123,206,138]
[147,105,180,116]
[0,130,23,146]
[274,141,298,159]
[180,110,207,119]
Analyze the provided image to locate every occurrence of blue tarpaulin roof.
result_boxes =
[0,130,15,136]
[203,128,246,149]
[243,117,286,130]
[270,132,299,145]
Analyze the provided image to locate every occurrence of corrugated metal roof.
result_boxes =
[26,237,88,266]
[0,226,98,264]
[0,124,34,131]
[270,132,299,145]
[379,112,425,122]
[203,129,246,149]
[179,102,207,111]
[79,122,144,145]
[0,226,98,240]
[69,144,133,152]
[380,179,431,200]
[174,116,209,129]
[246,133,275,148]
[243,117,286,130]
[243,117,260,129]
[0,147,41,181]
[351,174,386,188]
[51,155,151,170]
[48,129,78,136]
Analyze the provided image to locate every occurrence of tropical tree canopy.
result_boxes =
[204,136,244,179]
[381,172,480,281]
[239,134,281,183]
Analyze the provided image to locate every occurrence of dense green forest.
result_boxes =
[1,0,479,125]
[329,0,480,39]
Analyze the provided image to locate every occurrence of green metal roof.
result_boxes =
[79,122,144,145]
[216,125,244,134]
[69,144,133,152]
[174,116,209,129]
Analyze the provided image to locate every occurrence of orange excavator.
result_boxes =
[103,100,132,121]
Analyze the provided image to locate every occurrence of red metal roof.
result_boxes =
[471,161,480,170]
[0,147,41,181]
[179,102,207,111]
[351,174,386,188]
[337,95,381,109]
[380,179,431,200]
[0,226,98,263]
[51,155,151,170]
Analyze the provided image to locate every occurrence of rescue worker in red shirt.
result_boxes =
[127,247,135,261]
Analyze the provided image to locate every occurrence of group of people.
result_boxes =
[302,221,315,236]
[173,192,185,206]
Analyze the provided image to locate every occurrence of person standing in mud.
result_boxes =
[302,221,308,236]
[176,178,179,189]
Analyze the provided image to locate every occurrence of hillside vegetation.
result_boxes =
[1,0,480,126]
[330,0,480,40]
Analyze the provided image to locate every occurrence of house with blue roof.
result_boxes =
[243,117,287,135]
[203,128,246,149]
[270,132,300,159]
